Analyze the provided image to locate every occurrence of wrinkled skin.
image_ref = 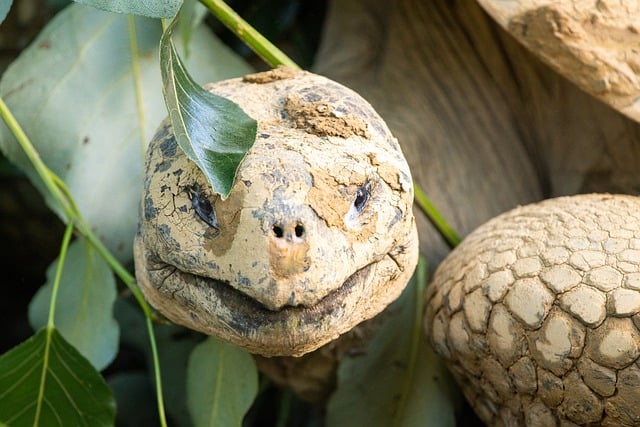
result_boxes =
[134,69,418,357]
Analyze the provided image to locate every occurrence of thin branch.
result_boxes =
[413,182,461,248]
[199,0,300,69]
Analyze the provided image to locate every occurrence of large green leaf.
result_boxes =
[187,337,258,427]
[160,11,258,199]
[0,327,115,426]
[73,0,181,18]
[28,237,119,371]
[0,3,252,262]
[327,260,458,427]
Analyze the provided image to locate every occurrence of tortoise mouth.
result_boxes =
[136,234,416,356]
[162,259,377,327]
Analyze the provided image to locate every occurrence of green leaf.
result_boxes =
[178,0,208,57]
[0,1,11,26]
[0,3,252,262]
[0,327,115,426]
[187,337,258,427]
[161,10,258,199]
[327,259,458,427]
[73,0,181,18]
[28,237,119,371]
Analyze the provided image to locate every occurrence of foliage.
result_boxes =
[187,337,258,427]
[0,223,115,426]
[0,328,115,427]
[74,0,181,18]
[28,236,119,371]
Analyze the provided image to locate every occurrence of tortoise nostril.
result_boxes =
[272,225,284,238]
[271,222,305,239]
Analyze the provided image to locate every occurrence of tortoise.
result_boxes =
[135,67,640,426]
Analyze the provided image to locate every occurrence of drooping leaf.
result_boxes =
[73,0,181,18]
[0,1,11,26]
[327,259,458,427]
[0,327,115,426]
[160,10,258,199]
[187,337,258,427]
[28,236,119,371]
[0,3,252,262]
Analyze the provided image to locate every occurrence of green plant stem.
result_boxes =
[0,97,73,219]
[413,182,461,248]
[0,95,168,424]
[147,317,168,427]
[46,221,75,328]
[198,0,300,70]
[34,221,75,426]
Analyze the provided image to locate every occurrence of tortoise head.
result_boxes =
[134,69,418,356]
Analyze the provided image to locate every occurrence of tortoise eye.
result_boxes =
[186,184,219,230]
[353,182,371,213]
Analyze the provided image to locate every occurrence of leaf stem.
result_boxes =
[198,0,300,69]
[46,221,75,328]
[147,317,168,427]
[0,97,72,220]
[34,222,75,426]
[413,182,461,248]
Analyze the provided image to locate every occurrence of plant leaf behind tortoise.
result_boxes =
[73,0,181,18]
[0,327,115,426]
[187,337,258,427]
[161,10,258,200]
[28,236,119,372]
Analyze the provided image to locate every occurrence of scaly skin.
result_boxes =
[425,194,640,426]
[134,68,419,357]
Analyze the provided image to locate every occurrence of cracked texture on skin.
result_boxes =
[134,69,418,357]
[425,194,640,426]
